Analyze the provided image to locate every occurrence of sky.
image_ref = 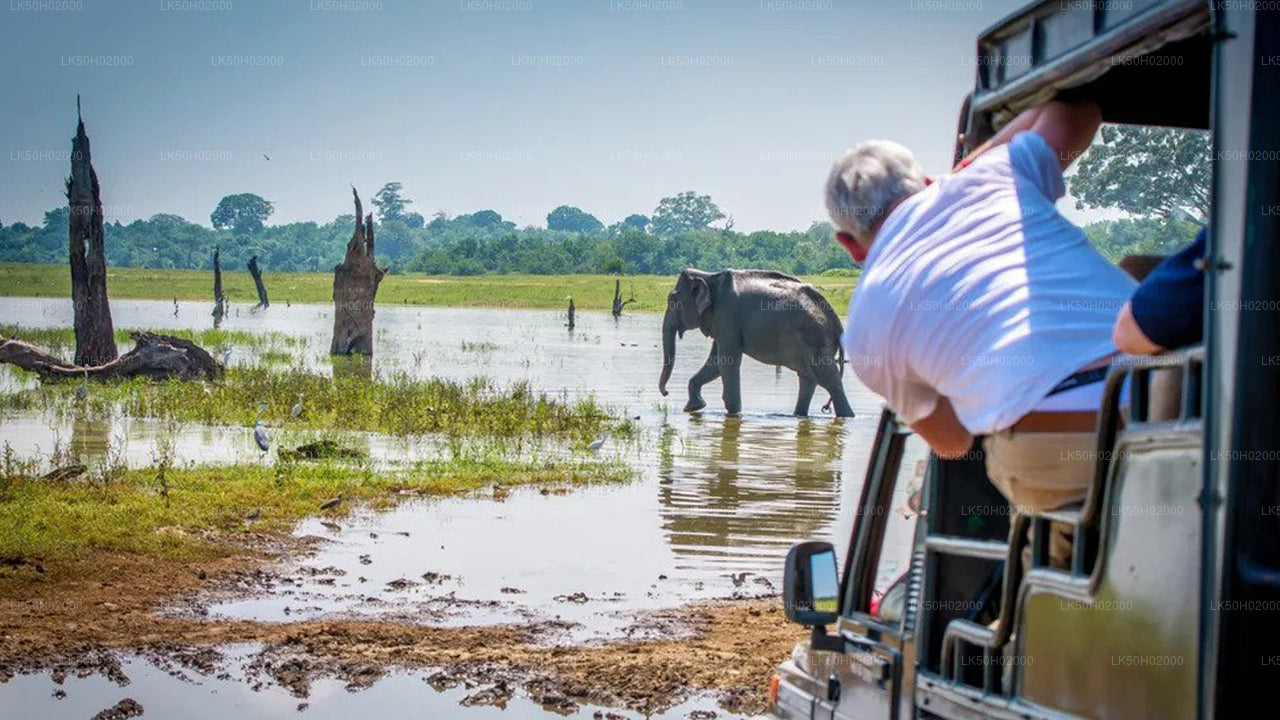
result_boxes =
[0,0,1107,233]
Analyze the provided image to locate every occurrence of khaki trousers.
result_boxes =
[983,429,1097,568]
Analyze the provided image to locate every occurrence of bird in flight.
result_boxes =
[263,153,271,161]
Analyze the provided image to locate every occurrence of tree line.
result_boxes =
[0,189,857,276]
[0,125,1208,276]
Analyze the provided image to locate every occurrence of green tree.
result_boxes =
[211,193,273,236]
[650,191,725,236]
[546,205,604,233]
[372,182,412,221]
[459,209,507,229]
[618,213,650,234]
[1083,217,1199,263]
[1070,126,1210,223]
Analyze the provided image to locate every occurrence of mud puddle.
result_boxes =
[194,485,781,643]
[0,644,735,720]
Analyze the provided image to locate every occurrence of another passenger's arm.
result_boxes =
[1113,301,1166,356]
[909,397,974,460]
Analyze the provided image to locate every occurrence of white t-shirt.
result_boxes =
[843,131,1135,434]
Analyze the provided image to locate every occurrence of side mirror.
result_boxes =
[783,541,840,626]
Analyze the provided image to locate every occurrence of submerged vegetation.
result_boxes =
[0,323,636,574]
[11,365,631,440]
[0,455,630,565]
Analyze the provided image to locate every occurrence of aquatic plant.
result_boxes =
[16,365,634,441]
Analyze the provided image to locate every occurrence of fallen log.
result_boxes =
[0,332,221,381]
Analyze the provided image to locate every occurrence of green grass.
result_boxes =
[0,263,859,313]
[0,456,630,563]
[0,324,303,357]
[8,364,632,441]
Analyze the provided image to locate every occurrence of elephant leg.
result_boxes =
[794,375,817,417]
[720,347,744,415]
[816,363,855,418]
[685,342,721,412]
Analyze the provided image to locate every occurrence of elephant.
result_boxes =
[658,268,855,417]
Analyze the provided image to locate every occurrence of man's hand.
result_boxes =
[909,396,974,459]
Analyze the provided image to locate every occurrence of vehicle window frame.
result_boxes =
[839,409,927,632]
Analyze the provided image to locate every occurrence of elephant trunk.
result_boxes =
[659,309,677,396]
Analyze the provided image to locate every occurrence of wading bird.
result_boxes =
[291,394,304,418]
[588,434,606,452]
[222,348,232,366]
[74,369,88,401]
[253,402,270,452]
[320,495,343,511]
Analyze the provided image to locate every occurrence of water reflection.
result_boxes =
[658,415,846,572]
[68,410,111,464]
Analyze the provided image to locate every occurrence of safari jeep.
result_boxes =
[767,1,1278,718]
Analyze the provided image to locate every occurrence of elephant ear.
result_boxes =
[692,276,712,316]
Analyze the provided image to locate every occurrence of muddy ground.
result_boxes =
[0,531,802,716]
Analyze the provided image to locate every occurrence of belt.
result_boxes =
[1010,411,1097,433]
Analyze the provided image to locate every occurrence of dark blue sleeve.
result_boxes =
[1129,229,1207,350]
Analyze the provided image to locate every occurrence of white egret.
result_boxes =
[588,434,606,452]
[253,402,270,452]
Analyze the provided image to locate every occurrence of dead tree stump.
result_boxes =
[330,188,386,356]
[610,278,634,318]
[212,247,226,321]
[247,255,269,308]
[567,298,575,329]
[67,97,118,367]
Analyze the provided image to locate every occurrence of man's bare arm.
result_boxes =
[954,99,1101,172]
[1030,99,1102,170]
[909,397,974,459]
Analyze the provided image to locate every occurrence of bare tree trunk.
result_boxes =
[212,247,226,323]
[0,332,220,381]
[567,298,575,329]
[331,188,386,356]
[611,278,622,318]
[247,255,269,308]
[67,97,117,367]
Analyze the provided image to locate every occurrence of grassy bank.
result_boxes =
[0,263,858,312]
[0,457,629,563]
[4,364,632,441]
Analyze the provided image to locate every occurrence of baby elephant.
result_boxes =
[658,268,854,417]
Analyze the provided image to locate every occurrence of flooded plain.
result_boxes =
[0,296,898,718]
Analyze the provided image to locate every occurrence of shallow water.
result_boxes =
[0,645,727,720]
[0,296,919,715]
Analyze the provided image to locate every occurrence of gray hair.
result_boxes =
[825,140,926,241]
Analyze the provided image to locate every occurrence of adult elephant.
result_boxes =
[658,269,854,417]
